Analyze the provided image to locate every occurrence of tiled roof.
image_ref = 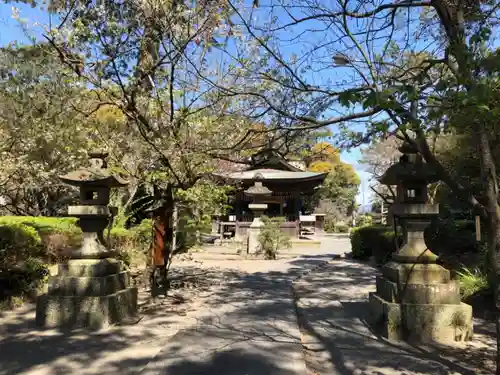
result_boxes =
[213,168,326,181]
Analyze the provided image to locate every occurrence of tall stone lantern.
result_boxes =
[36,151,138,329]
[244,173,272,254]
[369,142,473,344]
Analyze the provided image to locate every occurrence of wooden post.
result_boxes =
[475,215,481,242]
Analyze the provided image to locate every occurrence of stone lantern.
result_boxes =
[244,173,272,254]
[380,142,441,263]
[369,142,473,344]
[36,151,138,329]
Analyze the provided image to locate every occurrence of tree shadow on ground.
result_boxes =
[0,261,308,375]
[294,258,495,375]
[1,248,494,375]
[154,348,300,375]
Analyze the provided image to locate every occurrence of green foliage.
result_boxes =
[0,217,83,269]
[109,220,152,267]
[0,216,80,236]
[0,215,151,310]
[176,182,232,246]
[334,223,350,233]
[425,219,478,254]
[456,267,489,299]
[0,43,92,216]
[324,219,335,233]
[0,216,150,269]
[304,142,359,220]
[350,225,400,265]
[324,220,349,233]
[257,216,291,260]
[356,214,373,227]
[0,224,43,269]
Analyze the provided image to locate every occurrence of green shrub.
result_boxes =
[0,216,79,236]
[425,219,477,254]
[456,267,489,299]
[356,214,373,227]
[334,223,350,233]
[0,216,152,310]
[324,219,336,233]
[0,216,81,263]
[324,219,350,233]
[350,225,401,265]
[258,216,291,260]
[0,257,49,303]
[110,219,152,267]
[0,223,46,270]
[0,216,151,269]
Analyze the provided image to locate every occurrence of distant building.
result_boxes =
[212,151,327,239]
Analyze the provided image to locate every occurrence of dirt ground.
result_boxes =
[0,237,498,375]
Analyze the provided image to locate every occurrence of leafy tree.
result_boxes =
[0,43,94,215]
[302,141,360,220]
[215,0,500,368]
[9,0,304,295]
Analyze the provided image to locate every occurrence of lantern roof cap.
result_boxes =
[244,179,272,197]
[59,151,129,188]
[378,142,440,186]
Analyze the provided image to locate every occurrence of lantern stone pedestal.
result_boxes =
[244,176,272,255]
[36,258,138,329]
[247,203,268,254]
[36,152,138,330]
[369,144,472,344]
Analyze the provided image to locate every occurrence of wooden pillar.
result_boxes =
[235,194,241,220]
[294,195,301,219]
[151,186,174,267]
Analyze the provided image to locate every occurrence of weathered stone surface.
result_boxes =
[369,293,473,344]
[382,262,451,284]
[58,258,123,277]
[399,280,461,304]
[375,275,461,304]
[68,205,111,216]
[247,227,261,254]
[36,287,138,330]
[391,203,439,216]
[369,292,402,340]
[375,276,398,302]
[48,271,130,296]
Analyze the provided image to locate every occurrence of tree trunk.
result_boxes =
[150,184,175,296]
[473,121,500,374]
[172,201,178,255]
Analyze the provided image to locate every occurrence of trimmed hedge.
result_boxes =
[425,219,478,254]
[350,225,401,265]
[0,216,152,308]
[0,216,152,267]
[351,219,479,266]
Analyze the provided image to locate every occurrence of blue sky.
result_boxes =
[0,3,374,205]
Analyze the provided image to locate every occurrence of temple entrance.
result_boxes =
[212,153,328,240]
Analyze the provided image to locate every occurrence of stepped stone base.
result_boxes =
[369,293,472,343]
[36,258,138,330]
[370,262,473,344]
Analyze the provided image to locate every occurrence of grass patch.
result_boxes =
[456,267,489,299]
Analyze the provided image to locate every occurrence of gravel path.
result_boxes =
[293,257,496,375]
[5,236,490,375]
[0,236,349,375]
[139,237,350,375]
